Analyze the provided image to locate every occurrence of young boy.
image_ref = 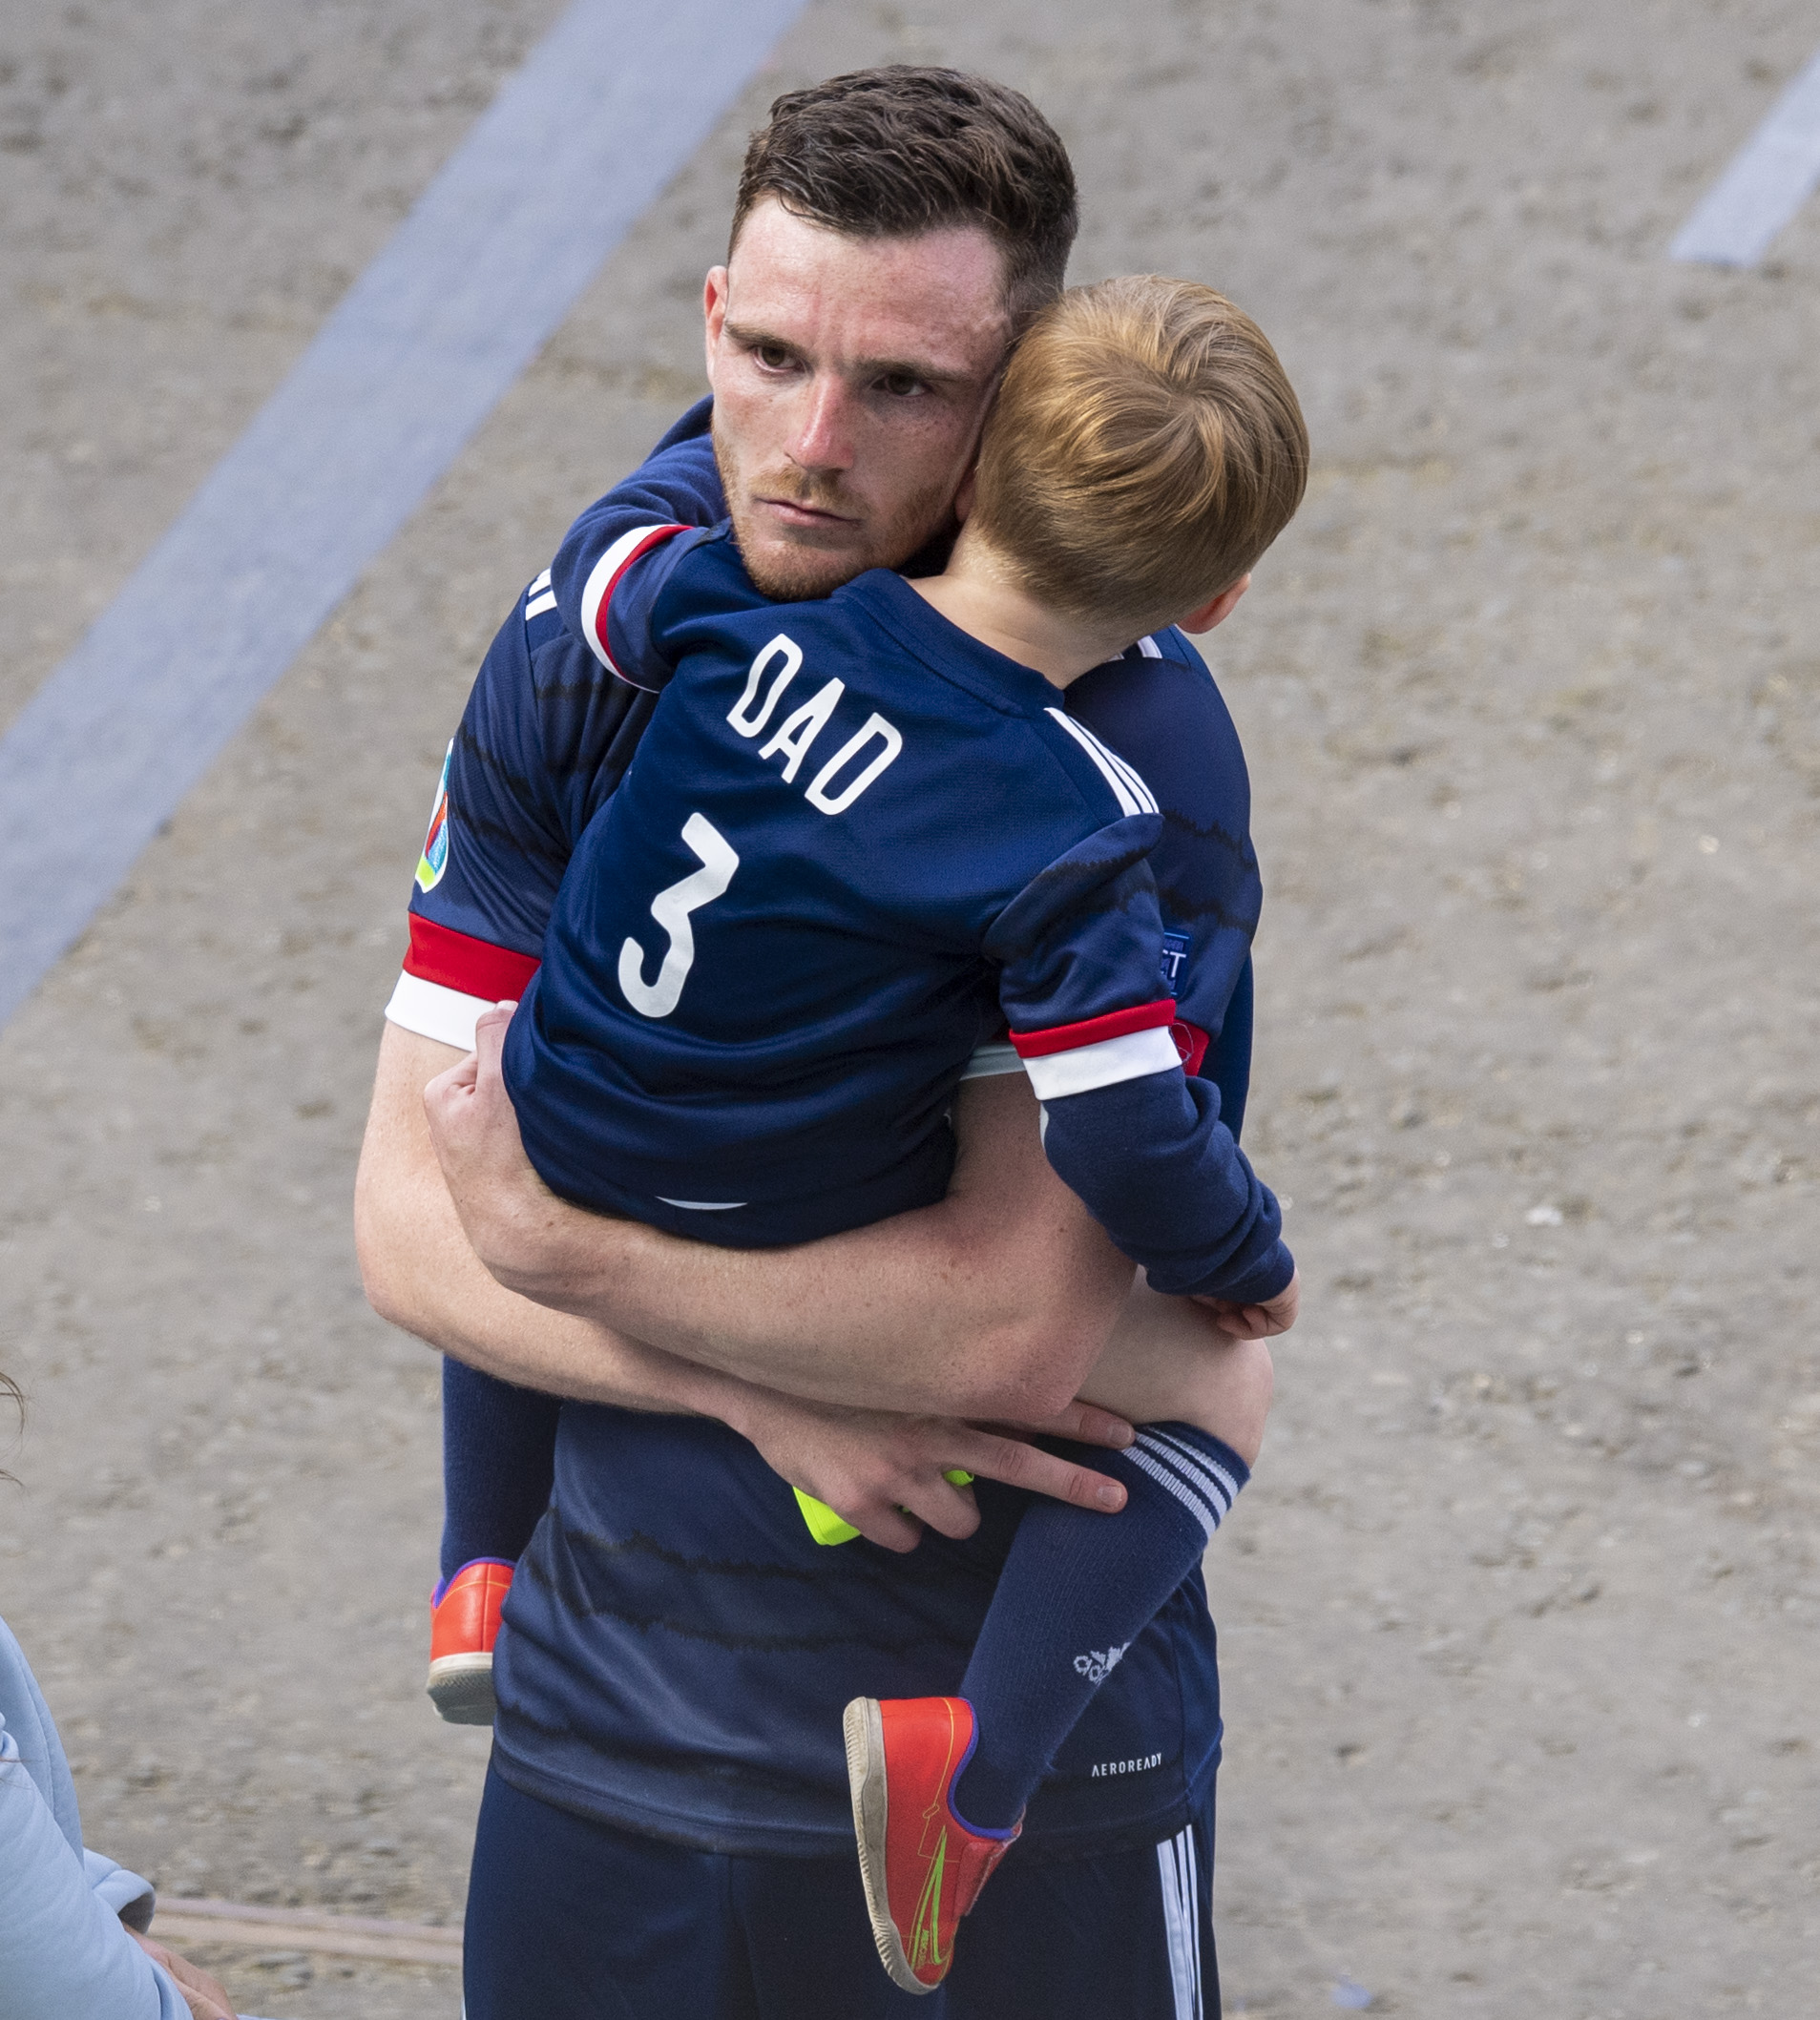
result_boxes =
[437,275,1306,1991]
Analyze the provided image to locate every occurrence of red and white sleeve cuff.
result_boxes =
[384,917,540,1052]
[1010,1000,1184,1101]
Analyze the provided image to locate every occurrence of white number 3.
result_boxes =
[617,812,740,1019]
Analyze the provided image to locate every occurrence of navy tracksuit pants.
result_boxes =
[465,1762,1220,2020]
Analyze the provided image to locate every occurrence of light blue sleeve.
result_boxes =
[86,1844,158,1932]
[0,1620,187,2020]
[0,1614,83,1854]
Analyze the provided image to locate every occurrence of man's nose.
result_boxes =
[788,375,856,476]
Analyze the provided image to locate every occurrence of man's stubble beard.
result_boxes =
[713,426,957,602]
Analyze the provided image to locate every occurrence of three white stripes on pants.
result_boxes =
[1158,1824,1204,2019]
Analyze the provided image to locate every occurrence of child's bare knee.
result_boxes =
[1175,1335,1272,1468]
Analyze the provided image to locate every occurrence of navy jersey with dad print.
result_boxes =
[383,400,1269,1860]
[504,524,1290,1302]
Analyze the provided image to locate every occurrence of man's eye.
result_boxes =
[753,344,796,371]
[878,372,926,399]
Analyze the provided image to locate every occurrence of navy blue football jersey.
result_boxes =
[505,525,1289,1303]
[386,400,1271,1862]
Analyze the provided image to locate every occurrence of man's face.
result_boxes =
[704,198,1011,599]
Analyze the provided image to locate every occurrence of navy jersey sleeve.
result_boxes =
[1068,628,1263,1138]
[985,816,1293,1305]
[388,599,570,1047]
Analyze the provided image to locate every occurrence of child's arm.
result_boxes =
[551,511,715,694]
[985,818,1295,1309]
[549,425,769,691]
[551,501,783,697]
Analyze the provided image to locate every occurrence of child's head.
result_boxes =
[970,276,1307,637]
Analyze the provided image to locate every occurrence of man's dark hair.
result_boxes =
[732,67,1077,325]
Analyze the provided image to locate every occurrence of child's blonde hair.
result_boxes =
[972,276,1308,633]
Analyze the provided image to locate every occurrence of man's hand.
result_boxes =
[1194,1269,1300,1342]
[422,1003,576,1296]
[733,1387,1137,1553]
[131,1932,238,2020]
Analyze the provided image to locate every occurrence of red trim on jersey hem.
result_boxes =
[596,525,689,664]
[403,915,540,1001]
[1009,999,1180,1058]
[1171,1019,1210,1076]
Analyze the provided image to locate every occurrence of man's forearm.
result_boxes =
[431,1027,1135,1420]
[522,1121,1129,1417]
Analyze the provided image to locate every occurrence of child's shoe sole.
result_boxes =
[844,1696,931,1994]
[426,1651,497,1726]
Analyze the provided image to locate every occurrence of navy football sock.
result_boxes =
[951,1423,1249,1831]
[439,1357,564,1585]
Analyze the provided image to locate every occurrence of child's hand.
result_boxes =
[1193,1270,1299,1341]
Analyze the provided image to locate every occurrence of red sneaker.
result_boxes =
[426,1559,513,1725]
[843,1695,1020,1994]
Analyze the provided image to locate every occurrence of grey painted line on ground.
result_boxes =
[0,0,806,1031]
[1670,45,1820,265]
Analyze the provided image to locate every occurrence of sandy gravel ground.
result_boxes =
[1,3,1814,2015]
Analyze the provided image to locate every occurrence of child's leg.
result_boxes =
[949,1290,1272,1830]
[440,1356,564,1585]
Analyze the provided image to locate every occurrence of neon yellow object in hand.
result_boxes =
[793,1472,975,1547]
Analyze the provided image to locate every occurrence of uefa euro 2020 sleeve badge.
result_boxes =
[416,740,452,894]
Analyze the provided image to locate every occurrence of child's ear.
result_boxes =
[1180,573,1251,635]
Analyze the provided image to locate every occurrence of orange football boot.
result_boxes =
[843,1695,1020,1994]
[426,1558,513,1725]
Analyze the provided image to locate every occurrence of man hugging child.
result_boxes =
[433,273,1306,1993]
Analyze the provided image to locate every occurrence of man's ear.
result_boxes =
[703,266,730,380]
[1179,573,1251,635]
